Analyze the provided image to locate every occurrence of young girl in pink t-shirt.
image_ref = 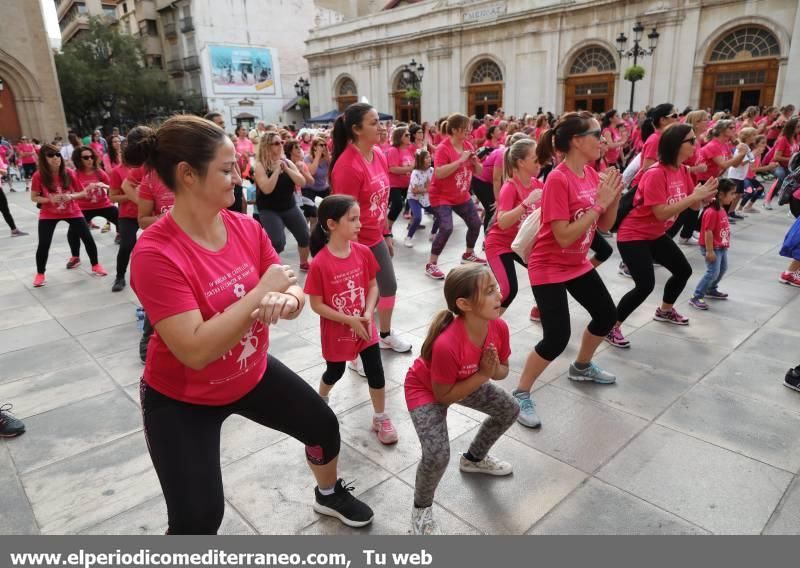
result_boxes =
[405,264,518,535]
[305,195,398,445]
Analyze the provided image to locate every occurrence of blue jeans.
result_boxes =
[693,248,728,299]
[407,199,439,239]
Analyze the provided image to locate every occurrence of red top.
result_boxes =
[16,143,37,165]
[90,142,105,157]
[602,127,622,164]
[31,170,85,220]
[235,138,255,156]
[484,178,543,256]
[404,317,510,412]
[528,162,600,286]
[138,170,175,217]
[109,164,137,219]
[430,137,475,207]
[304,242,380,362]
[630,131,662,188]
[330,144,391,247]
[131,210,281,406]
[699,207,731,250]
[74,169,113,210]
[697,138,730,181]
[476,146,504,184]
[617,163,694,242]
[386,145,415,188]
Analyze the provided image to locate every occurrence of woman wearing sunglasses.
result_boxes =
[512,112,623,428]
[30,145,107,287]
[606,124,719,347]
[64,146,120,269]
[629,104,680,188]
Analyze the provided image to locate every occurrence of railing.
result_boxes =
[183,55,200,70]
[180,16,194,32]
[167,59,184,75]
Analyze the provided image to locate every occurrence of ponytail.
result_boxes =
[329,102,374,185]
[503,145,514,180]
[536,128,557,165]
[642,102,675,142]
[504,138,537,179]
[309,222,328,257]
[420,310,455,361]
[711,178,736,210]
[640,117,656,143]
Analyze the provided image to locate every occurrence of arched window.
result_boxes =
[394,73,413,91]
[338,78,357,96]
[709,26,780,61]
[569,46,616,75]
[470,60,503,84]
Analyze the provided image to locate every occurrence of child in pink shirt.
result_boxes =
[305,195,398,445]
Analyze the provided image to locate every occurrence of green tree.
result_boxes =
[55,17,194,134]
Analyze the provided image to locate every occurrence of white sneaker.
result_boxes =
[404,237,414,248]
[411,506,437,535]
[678,236,699,246]
[379,331,412,353]
[459,454,513,476]
[347,358,366,377]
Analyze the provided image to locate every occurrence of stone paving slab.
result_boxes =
[0,191,799,534]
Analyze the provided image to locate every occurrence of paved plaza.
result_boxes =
[1,190,799,535]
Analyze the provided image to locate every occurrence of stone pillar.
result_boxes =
[778,5,800,103]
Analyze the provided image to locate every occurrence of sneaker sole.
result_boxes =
[32,282,45,288]
[460,259,487,265]
[704,296,727,300]
[653,316,689,325]
[425,272,445,280]
[529,317,541,323]
[784,381,800,393]
[515,415,541,429]
[379,341,412,353]
[313,503,374,528]
[0,430,25,438]
[372,426,399,445]
[688,302,709,310]
[779,278,800,288]
[618,271,632,278]
[347,365,367,378]
[604,339,631,349]
[459,464,513,476]
[568,373,617,384]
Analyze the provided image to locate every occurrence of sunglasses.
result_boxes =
[683,137,697,145]
[667,113,679,119]
[81,155,93,160]
[45,153,61,158]
[575,129,602,139]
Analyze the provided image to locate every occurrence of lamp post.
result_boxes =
[401,58,424,121]
[616,22,659,113]
[294,77,310,121]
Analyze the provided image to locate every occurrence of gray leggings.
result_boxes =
[410,382,519,508]
[369,239,397,299]
[258,206,309,253]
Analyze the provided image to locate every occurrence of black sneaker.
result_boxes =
[313,479,374,528]
[784,367,800,392]
[0,404,26,438]
[111,276,126,292]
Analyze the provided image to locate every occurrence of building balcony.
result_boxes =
[183,55,200,71]
[180,16,194,32]
[163,21,177,39]
[167,59,184,76]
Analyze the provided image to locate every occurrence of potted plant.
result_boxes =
[624,65,645,83]
[405,88,421,101]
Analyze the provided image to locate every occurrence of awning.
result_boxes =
[282,96,301,112]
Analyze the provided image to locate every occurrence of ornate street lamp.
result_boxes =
[294,77,310,119]
[617,22,659,112]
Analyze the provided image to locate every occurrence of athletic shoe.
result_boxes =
[678,236,699,246]
[461,251,487,265]
[411,506,437,535]
[10,229,28,237]
[512,390,541,428]
[379,331,412,353]
[459,454,512,476]
[91,264,108,277]
[372,415,399,445]
[32,273,46,288]
[101,222,111,233]
[0,404,25,438]
[779,271,800,287]
[605,325,630,348]
[404,237,414,248]
[784,367,800,392]
[299,261,310,272]
[348,358,367,377]
[111,276,126,292]
[66,256,81,269]
[313,479,374,528]
[529,306,541,322]
[568,362,617,384]
[705,289,728,300]
[618,262,632,278]
[688,297,709,310]
[763,202,774,210]
[425,263,445,280]
[653,307,689,325]
[730,212,745,220]
[114,234,121,245]
[428,232,436,242]
[727,216,737,224]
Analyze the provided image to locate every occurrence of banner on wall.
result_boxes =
[208,45,276,95]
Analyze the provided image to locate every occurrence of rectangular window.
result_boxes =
[122,2,128,13]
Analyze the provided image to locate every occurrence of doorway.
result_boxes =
[468,85,503,118]
[564,74,615,114]
[701,60,777,114]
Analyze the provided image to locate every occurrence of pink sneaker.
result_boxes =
[604,325,630,348]
[653,307,689,326]
[779,271,800,288]
[91,263,108,277]
[425,263,445,280]
[530,306,541,322]
[66,256,81,269]
[461,251,487,265]
[299,261,310,272]
[32,273,46,287]
[372,415,398,445]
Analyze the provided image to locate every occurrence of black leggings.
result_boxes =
[590,231,613,263]
[388,187,407,223]
[531,269,617,361]
[791,195,800,219]
[36,218,98,273]
[67,206,119,257]
[322,343,385,389]
[471,177,496,233]
[492,252,526,309]
[116,217,139,279]
[0,189,17,231]
[140,355,340,535]
[666,208,698,240]
[616,235,692,323]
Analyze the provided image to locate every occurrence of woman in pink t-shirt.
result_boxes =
[426,113,485,280]
[385,126,415,233]
[630,103,679,189]
[16,136,37,189]
[330,103,411,356]
[30,144,107,287]
[305,195,398,445]
[0,155,27,236]
[763,118,799,208]
[513,112,623,429]
[234,125,255,158]
[109,152,137,292]
[129,115,374,534]
[601,110,627,169]
[405,264,518,535]
[609,124,719,347]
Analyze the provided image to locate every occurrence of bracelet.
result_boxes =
[284,291,303,313]
[591,203,606,215]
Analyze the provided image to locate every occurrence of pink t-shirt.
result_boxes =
[430,137,475,207]
[31,170,85,220]
[130,210,281,406]
[528,162,600,286]
[90,141,105,156]
[138,170,175,217]
[110,164,137,219]
[699,207,731,250]
[386,145,415,188]
[630,131,662,188]
[303,242,380,362]
[602,127,622,164]
[235,138,254,156]
[330,144,390,247]
[698,138,730,181]
[17,143,37,165]
[74,169,113,210]
[484,177,543,256]
[617,164,694,242]
[404,317,510,412]
[770,136,794,164]
[476,146,504,184]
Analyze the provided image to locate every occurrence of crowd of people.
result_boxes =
[0,100,799,536]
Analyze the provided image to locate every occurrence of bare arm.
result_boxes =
[431,372,491,405]
[254,162,280,195]
[281,160,308,187]
[492,161,504,200]
[137,198,158,229]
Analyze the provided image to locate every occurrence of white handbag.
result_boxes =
[510,207,541,261]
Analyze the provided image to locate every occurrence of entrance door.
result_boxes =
[393,94,420,123]
[0,79,22,141]
[564,73,615,113]
[740,89,762,111]
[336,96,357,112]
[468,84,503,118]
[713,91,734,113]
[701,59,778,114]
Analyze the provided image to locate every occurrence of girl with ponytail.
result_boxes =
[405,264,519,535]
[630,103,679,187]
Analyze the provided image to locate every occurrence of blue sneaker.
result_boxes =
[568,362,617,384]
[512,390,541,428]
